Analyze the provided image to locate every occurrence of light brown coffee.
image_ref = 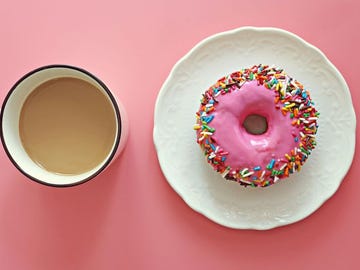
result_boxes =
[19,77,117,175]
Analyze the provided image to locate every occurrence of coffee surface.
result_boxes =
[19,77,117,175]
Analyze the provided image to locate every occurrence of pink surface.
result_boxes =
[0,1,358,269]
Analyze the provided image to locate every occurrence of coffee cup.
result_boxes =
[0,65,128,187]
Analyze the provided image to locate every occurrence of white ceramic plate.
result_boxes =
[153,27,356,230]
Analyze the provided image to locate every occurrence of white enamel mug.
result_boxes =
[0,65,129,187]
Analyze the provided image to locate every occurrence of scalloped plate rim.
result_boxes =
[153,26,356,230]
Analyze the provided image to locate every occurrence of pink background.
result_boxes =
[0,0,358,269]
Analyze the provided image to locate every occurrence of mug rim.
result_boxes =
[0,64,122,187]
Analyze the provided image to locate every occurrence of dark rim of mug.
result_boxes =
[0,64,122,188]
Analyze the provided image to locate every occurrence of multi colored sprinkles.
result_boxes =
[194,64,319,187]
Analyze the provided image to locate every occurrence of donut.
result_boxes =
[194,64,319,187]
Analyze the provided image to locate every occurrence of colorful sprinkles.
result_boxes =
[194,64,319,187]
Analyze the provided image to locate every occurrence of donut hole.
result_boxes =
[242,114,268,135]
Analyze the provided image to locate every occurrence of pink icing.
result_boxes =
[210,80,300,170]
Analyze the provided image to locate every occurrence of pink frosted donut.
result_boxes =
[194,64,319,187]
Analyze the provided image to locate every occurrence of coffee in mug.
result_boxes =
[0,65,128,187]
